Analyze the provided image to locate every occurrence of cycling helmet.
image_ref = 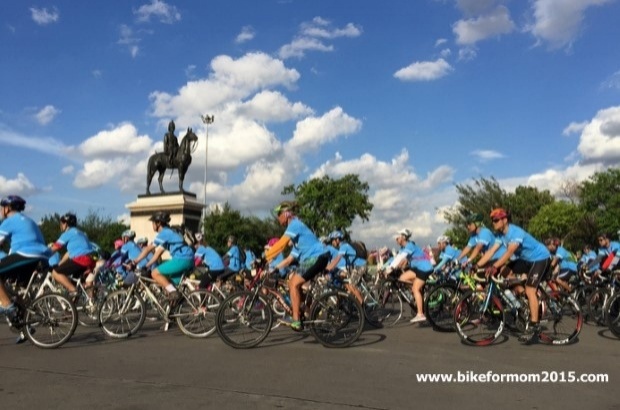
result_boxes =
[136,237,148,245]
[465,213,483,224]
[149,211,170,224]
[195,232,204,242]
[396,228,412,240]
[272,200,297,217]
[227,235,237,244]
[267,237,279,247]
[489,208,508,220]
[436,235,450,244]
[121,229,136,239]
[60,212,77,227]
[0,195,26,212]
[328,230,344,240]
[114,239,123,250]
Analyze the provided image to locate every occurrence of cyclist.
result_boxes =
[265,201,329,331]
[244,245,256,272]
[383,228,433,324]
[597,233,620,272]
[50,213,97,297]
[127,211,194,305]
[478,208,551,344]
[545,238,578,292]
[0,195,51,314]
[457,213,507,269]
[324,230,365,304]
[135,237,154,269]
[265,237,287,277]
[193,233,225,288]
[434,235,462,276]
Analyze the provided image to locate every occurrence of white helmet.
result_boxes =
[396,228,412,239]
[195,232,204,242]
[437,235,450,244]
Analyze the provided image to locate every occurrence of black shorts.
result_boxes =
[298,253,329,282]
[199,269,224,288]
[0,254,42,282]
[54,259,91,278]
[411,267,432,281]
[508,258,551,288]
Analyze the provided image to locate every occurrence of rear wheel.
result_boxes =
[309,291,365,348]
[175,290,219,338]
[538,291,582,345]
[216,291,273,348]
[25,293,78,349]
[99,289,146,338]
[424,283,460,332]
[454,290,505,346]
[606,292,620,338]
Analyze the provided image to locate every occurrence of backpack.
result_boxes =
[238,246,247,268]
[171,225,197,247]
[350,240,368,261]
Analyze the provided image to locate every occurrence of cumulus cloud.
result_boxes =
[453,5,515,45]
[0,173,38,196]
[134,0,181,24]
[234,91,314,123]
[30,7,59,25]
[394,58,453,82]
[79,122,153,158]
[576,106,620,163]
[286,107,362,151]
[235,25,256,44]
[525,0,613,50]
[470,149,505,161]
[34,105,61,125]
[563,121,588,136]
[278,16,361,59]
[74,158,132,189]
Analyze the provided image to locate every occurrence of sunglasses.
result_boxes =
[492,218,502,223]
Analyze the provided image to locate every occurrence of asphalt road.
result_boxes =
[1,317,618,410]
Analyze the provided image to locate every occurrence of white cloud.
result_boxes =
[278,16,361,59]
[440,48,452,58]
[34,105,61,125]
[525,0,613,50]
[30,7,59,25]
[286,107,362,151]
[235,25,256,44]
[79,122,153,158]
[233,91,314,123]
[92,70,102,79]
[458,47,478,61]
[470,149,505,161]
[61,165,74,175]
[576,106,620,163]
[453,5,515,45]
[0,173,38,196]
[74,158,132,189]
[563,121,588,136]
[0,125,69,157]
[435,38,448,47]
[456,0,497,15]
[394,58,453,82]
[118,25,140,58]
[134,0,181,24]
[601,70,620,90]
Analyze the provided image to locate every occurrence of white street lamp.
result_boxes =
[200,114,214,225]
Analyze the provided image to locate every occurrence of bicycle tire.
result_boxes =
[454,290,505,346]
[424,283,460,332]
[537,291,582,345]
[98,289,146,338]
[573,285,595,322]
[587,288,609,325]
[216,291,273,349]
[25,293,78,349]
[605,292,620,338]
[175,290,219,338]
[308,291,365,348]
[75,284,107,327]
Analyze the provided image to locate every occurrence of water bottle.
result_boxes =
[284,294,291,306]
[504,289,521,309]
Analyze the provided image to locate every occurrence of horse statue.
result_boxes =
[146,127,199,195]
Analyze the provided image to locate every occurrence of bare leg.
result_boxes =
[413,278,425,316]
[151,269,171,291]
[525,285,539,322]
[289,273,305,321]
[53,271,76,293]
[0,283,11,306]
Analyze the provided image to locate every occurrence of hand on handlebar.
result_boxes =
[485,265,499,278]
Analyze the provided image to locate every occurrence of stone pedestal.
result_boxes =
[125,192,204,243]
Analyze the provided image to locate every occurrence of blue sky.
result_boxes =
[1,0,620,248]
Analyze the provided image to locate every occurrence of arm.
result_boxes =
[325,254,342,272]
[456,245,471,262]
[389,251,409,270]
[476,242,500,268]
[131,243,156,266]
[489,243,520,269]
[265,236,290,261]
[145,246,165,270]
[466,243,485,264]
[275,254,296,271]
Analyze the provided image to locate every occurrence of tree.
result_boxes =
[578,168,620,238]
[281,174,373,237]
[528,201,585,249]
[506,186,554,228]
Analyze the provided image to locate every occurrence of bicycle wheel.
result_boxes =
[175,290,219,338]
[424,283,460,332]
[573,285,595,322]
[216,291,273,348]
[25,293,78,349]
[587,288,609,325]
[98,289,146,338]
[538,291,583,345]
[606,292,620,338]
[75,284,107,327]
[454,290,505,346]
[309,291,365,348]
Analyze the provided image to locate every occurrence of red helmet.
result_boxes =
[490,208,508,220]
[114,239,123,250]
[267,237,279,247]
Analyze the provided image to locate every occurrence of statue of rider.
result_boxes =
[163,120,179,165]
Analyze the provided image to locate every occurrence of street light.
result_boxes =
[200,114,214,225]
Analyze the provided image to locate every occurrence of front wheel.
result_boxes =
[216,291,273,349]
[538,291,582,345]
[309,291,365,348]
[453,290,505,346]
[98,289,146,339]
[606,292,620,338]
[25,293,78,349]
[424,283,460,332]
[175,290,219,338]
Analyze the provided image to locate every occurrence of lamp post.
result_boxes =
[200,114,214,225]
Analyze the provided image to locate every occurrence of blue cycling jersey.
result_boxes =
[55,227,94,258]
[400,241,433,272]
[467,226,507,261]
[555,246,577,272]
[226,245,243,271]
[284,218,327,262]
[195,245,225,271]
[153,227,194,260]
[0,213,51,258]
[496,224,550,262]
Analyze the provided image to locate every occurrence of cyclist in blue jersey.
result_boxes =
[50,213,96,296]
[244,246,256,272]
[597,233,620,272]
[578,244,598,275]
[434,235,462,275]
[0,196,51,314]
[479,208,551,344]
[265,237,287,278]
[383,228,433,324]
[193,233,225,288]
[457,213,508,270]
[127,211,194,305]
[265,201,329,331]
[324,230,364,304]
[545,238,578,292]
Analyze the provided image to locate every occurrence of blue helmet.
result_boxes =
[0,195,26,211]
[328,230,344,241]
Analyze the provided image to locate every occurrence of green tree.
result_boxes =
[506,186,555,228]
[578,168,620,238]
[528,201,585,249]
[281,174,373,237]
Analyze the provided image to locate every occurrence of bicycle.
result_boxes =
[98,269,219,339]
[216,269,365,349]
[3,264,78,348]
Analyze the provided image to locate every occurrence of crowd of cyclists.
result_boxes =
[0,194,619,348]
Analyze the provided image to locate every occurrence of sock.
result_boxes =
[165,284,176,293]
